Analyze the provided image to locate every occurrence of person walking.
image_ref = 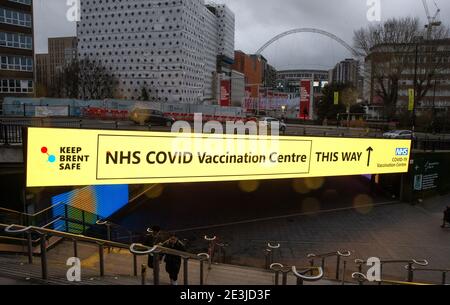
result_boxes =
[442,207,450,228]
[161,234,186,285]
[144,226,169,268]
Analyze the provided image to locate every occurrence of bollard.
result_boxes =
[407,263,414,282]
[357,261,364,286]
[204,236,216,270]
[99,244,105,277]
[141,264,147,285]
[200,259,204,286]
[183,257,189,285]
[133,254,138,277]
[198,253,209,286]
[342,261,347,285]
[274,270,281,285]
[270,263,284,286]
[442,272,447,285]
[40,234,48,280]
[296,277,304,286]
[153,253,160,285]
[336,255,341,280]
[309,259,314,276]
[282,271,288,285]
[26,232,33,264]
[265,249,272,270]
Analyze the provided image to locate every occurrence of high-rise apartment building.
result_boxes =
[35,36,77,94]
[0,0,34,106]
[77,0,234,104]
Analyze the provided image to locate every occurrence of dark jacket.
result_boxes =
[162,240,186,271]
[144,231,170,268]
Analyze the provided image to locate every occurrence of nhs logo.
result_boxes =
[396,148,409,156]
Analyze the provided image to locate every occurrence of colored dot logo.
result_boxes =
[41,147,56,163]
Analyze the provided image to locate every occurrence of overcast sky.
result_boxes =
[34,0,450,70]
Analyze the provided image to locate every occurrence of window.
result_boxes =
[0,55,33,71]
[0,32,32,49]
[0,79,33,93]
[0,8,32,27]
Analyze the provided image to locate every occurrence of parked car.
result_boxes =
[130,108,175,127]
[383,130,415,139]
[258,117,287,133]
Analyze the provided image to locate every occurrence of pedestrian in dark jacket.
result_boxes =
[144,226,169,268]
[161,234,186,285]
[442,207,450,228]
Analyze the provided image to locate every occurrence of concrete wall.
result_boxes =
[0,146,23,163]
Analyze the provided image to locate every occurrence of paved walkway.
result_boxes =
[178,195,450,284]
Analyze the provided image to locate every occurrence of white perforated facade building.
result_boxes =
[77,0,234,104]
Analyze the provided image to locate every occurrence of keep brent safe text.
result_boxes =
[59,147,90,170]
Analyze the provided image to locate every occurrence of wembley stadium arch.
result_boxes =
[255,28,364,58]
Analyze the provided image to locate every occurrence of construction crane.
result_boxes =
[422,0,442,39]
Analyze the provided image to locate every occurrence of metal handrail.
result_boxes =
[267,242,280,249]
[265,241,282,270]
[269,262,324,285]
[355,259,429,266]
[2,223,129,249]
[0,202,65,218]
[2,222,134,280]
[355,258,429,284]
[307,250,352,281]
[292,266,324,282]
[307,250,352,259]
[351,272,433,286]
[407,266,450,285]
[130,243,210,285]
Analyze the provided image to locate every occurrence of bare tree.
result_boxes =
[78,58,117,100]
[354,17,449,121]
[51,57,117,100]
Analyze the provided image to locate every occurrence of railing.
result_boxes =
[130,243,210,285]
[0,202,66,229]
[1,223,133,280]
[264,242,281,270]
[351,272,433,286]
[0,203,142,246]
[0,124,23,145]
[408,267,450,285]
[270,263,324,285]
[307,250,352,281]
[204,235,229,269]
[355,258,429,285]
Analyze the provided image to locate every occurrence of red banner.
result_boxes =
[299,80,311,119]
[220,80,231,107]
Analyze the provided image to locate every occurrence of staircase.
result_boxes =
[0,240,343,285]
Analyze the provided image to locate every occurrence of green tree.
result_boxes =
[318,83,347,121]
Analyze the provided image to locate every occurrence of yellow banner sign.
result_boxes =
[408,89,415,111]
[334,92,339,105]
[26,128,412,187]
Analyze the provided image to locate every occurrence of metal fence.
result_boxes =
[0,124,22,145]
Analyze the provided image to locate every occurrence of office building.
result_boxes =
[77,0,235,104]
[0,0,34,107]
